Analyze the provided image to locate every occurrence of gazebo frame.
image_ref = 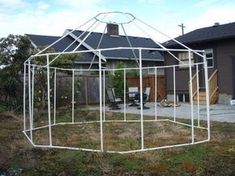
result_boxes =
[23,12,210,154]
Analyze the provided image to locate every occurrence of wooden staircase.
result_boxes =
[191,70,219,104]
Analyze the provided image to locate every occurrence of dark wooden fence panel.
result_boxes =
[56,74,165,106]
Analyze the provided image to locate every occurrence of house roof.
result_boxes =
[164,22,235,47]
[27,30,163,63]
[27,34,99,63]
[70,30,163,61]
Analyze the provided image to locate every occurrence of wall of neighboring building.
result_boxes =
[216,39,235,93]
[215,39,235,104]
[164,38,235,104]
[164,52,197,92]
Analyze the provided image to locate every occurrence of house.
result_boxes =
[164,22,235,105]
[27,23,164,75]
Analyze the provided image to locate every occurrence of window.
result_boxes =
[178,52,194,68]
[205,49,214,68]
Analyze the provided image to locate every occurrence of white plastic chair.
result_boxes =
[145,87,151,102]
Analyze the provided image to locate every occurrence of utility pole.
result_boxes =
[178,23,186,35]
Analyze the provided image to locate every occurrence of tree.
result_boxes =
[0,35,33,111]
[0,34,80,112]
[110,61,125,97]
[31,47,80,110]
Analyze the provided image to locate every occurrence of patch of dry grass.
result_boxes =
[30,110,208,152]
[0,109,235,175]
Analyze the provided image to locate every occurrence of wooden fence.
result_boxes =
[55,75,165,106]
[127,75,165,102]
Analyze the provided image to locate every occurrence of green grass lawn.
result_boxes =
[0,109,235,176]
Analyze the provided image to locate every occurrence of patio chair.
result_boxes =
[112,88,122,102]
[128,87,139,106]
[136,92,150,110]
[106,88,121,110]
[145,87,151,102]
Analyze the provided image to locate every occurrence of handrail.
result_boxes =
[208,70,218,82]
[191,71,198,81]
[190,69,218,104]
[209,70,218,100]
[190,71,199,98]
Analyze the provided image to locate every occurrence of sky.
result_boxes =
[1,0,235,42]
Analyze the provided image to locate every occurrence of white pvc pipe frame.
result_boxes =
[23,47,210,154]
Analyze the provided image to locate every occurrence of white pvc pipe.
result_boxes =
[89,25,107,70]
[121,24,138,64]
[124,69,127,121]
[23,63,26,131]
[53,68,57,125]
[188,51,194,144]
[196,64,200,127]
[173,66,176,122]
[139,49,144,150]
[46,55,52,146]
[73,21,98,52]
[30,46,204,58]
[32,66,35,129]
[103,70,106,121]
[98,51,104,152]
[28,61,33,141]
[72,69,75,123]
[135,17,204,58]
[203,55,211,140]
[27,118,207,133]
[154,67,158,120]
[48,20,99,66]
[30,16,96,58]
[33,144,101,153]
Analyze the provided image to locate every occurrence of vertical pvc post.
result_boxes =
[196,64,200,127]
[54,68,57,125]
[203,54,210,140]
[72,69,75,123]
[46,55,52,146]
[103,69,106,121]
[28,61,33,141]
[154,67,158,120]
[139,49,144,150]
[173,65,176,122]
[31,66,35,129]
[98,51,104,152]
[188,51,194,144]
[124,68,127,121]
[23,63,26,131]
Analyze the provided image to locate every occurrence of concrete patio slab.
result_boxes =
[104,103,235,123]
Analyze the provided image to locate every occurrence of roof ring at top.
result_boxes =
[94,11,136,25]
